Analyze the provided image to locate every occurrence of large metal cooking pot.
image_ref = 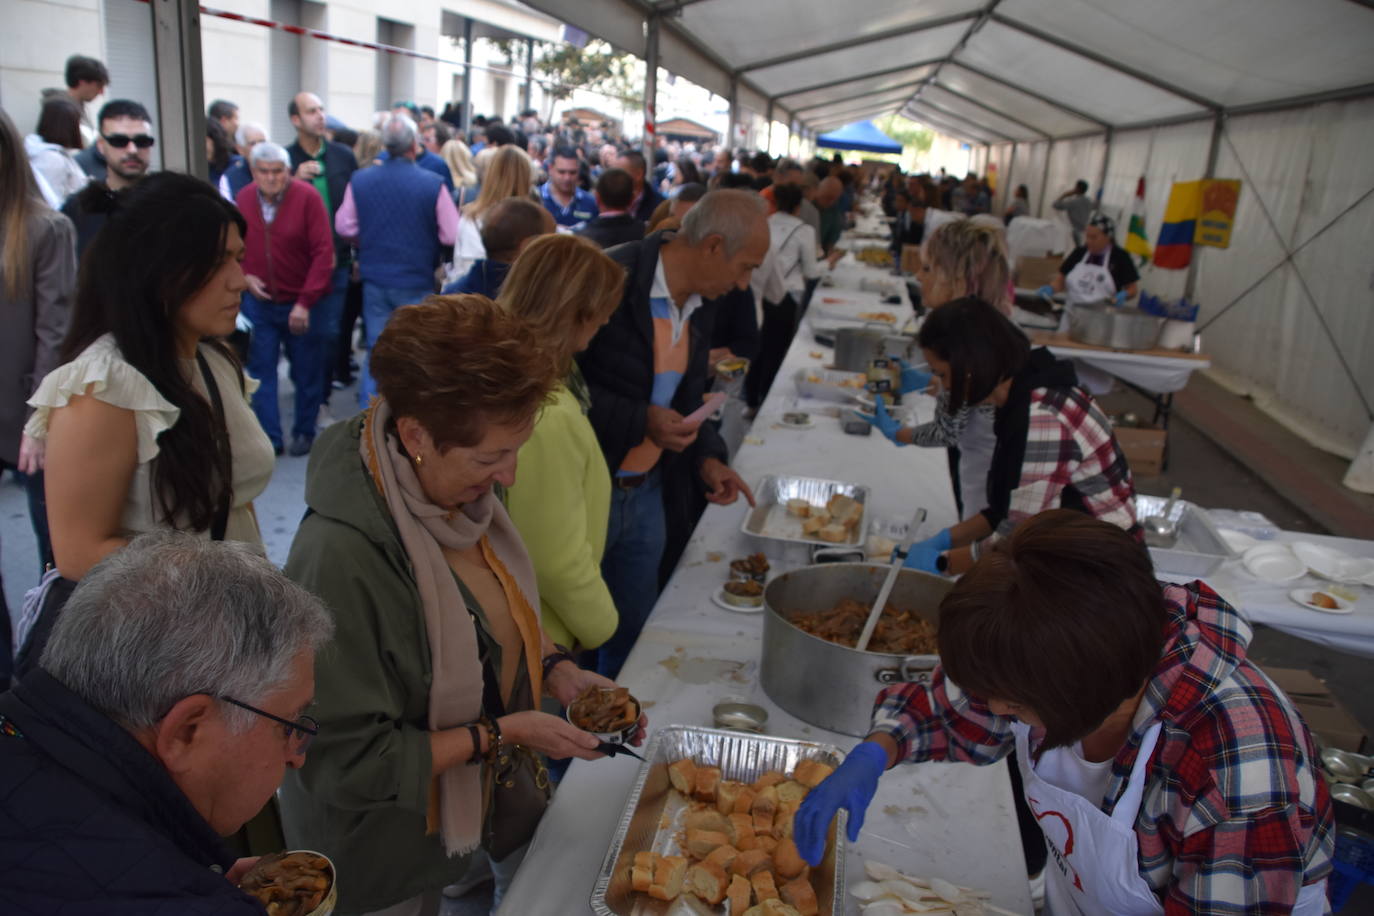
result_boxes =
[760,563,953,737]
[1067,303,1164,350]
[832,328,885,372]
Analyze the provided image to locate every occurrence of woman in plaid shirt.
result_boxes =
[884,298,1137,575]
[794,511,1333,915]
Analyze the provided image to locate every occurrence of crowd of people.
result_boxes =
[0,55,1335,916]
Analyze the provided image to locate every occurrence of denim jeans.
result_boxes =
[597,469,665,679]
[313,265,351,397]
[241,292,327,448]
[360,283,434,408]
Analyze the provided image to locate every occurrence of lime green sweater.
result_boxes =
[505,384,617,649]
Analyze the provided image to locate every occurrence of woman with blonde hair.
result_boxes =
[861,219,1016,524]
[440,138,478,201]
[352,129,383,169]
[451,145,535,279]
[498,234,625,653]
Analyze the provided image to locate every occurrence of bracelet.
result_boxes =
[465,723,483,766]
[935,553,949,574]
[480,715,504,766]
[540,645,575,684]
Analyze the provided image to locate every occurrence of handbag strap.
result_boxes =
[194,350,232,542]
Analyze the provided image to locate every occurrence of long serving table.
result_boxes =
[499,239,1035,915]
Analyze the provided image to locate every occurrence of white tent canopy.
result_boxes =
[523,0,1374,469]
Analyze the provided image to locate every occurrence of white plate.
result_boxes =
[1241,544,1306,583]
[1289,587,1354,614]
[1291,541,1374,584]
[712,586,764,614]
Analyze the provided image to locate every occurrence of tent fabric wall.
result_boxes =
[985,141,1015,212]
[1042,132,1106,224]
[1193,98,1374,454]
[1013,141,1051,216]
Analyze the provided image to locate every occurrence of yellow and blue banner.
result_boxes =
[1195,179,1242,248]
[1155,180,1201,269]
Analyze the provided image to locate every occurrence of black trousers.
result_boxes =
[744,294,799,409]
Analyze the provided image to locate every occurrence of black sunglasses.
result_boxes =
[220,696,319,754]
[102,133,156,150]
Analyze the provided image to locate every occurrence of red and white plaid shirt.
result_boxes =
[870,581,1334,914]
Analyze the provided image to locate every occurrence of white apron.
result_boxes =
[1056,247,1121,393]
[1015,722,1328,916]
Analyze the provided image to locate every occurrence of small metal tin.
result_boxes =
[712,701,769,733]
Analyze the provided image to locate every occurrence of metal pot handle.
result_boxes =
[874,654,939,685]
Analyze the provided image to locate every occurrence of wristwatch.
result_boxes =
[935,553,950,573]
[540,644,576,682]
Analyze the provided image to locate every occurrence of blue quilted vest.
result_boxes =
[350,157,443,289]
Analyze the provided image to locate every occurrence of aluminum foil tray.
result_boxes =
[1138,495,1236,577]
[742,475,869,548]
[591,725,846,916]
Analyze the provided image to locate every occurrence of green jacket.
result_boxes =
[279,415,526,913]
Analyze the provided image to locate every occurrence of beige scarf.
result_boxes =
[360,400,544,856]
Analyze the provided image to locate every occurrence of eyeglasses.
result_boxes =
[220,696,319,755]
[102,133,156,150]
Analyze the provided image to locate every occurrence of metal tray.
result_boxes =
[1138,495,1236,577]
[742,475,869,548]
[591,725,847,916]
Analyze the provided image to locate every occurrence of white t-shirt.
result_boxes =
[768,211,820,299]
[1034,740,1115,808]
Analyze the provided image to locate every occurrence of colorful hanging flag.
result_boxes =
[1195,179,1242,248]
[1123,177,1152,264]
[1155,180,1201,269]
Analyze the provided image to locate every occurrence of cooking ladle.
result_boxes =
[855,508,927,653]
[1143,487,1182,540]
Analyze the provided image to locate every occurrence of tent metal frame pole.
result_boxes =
[1096,127,1114,202]
[793,80,928,114]
[150,0,206,178]
[460,17,473,132]
[737,10,981,73]
[727,77,738,151]
[928,81,1050,139]
[1037,140,1055,216]
[643,12,660,164]
[765,100,774,153]
[521,37,534,114]
[948,62,1109,129]
[897,0,1004,140]
[1184,112,1225,303]
[989,13,1221,112]
[1003,141,1017,213]
[911,98,1014,142]
[774,59,947,100]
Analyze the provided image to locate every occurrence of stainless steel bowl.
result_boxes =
[1068,303,1164,350]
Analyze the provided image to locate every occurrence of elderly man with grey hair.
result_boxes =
[223,120,268,198]
[579,189,767,678]
[0,532,333,912]
[333,112,459,407]
[236,139,337,457]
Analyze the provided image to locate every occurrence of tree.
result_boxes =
[876,114,934,156]
[493,38,643,122]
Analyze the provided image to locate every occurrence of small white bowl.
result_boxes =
[1289,588,1354,615]
[1242,544,1306,583]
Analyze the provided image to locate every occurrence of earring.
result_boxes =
[414,453,424,468]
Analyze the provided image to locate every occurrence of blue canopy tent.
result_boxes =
[815,120,903,155]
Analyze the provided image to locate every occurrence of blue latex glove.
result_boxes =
[896,357,932,395]
[919,527,953,552]
[858,397,905,445]
[1114,288,1129,305]
[793,741,889,865]
[1037,284,1055,299]
[902,544,942,573]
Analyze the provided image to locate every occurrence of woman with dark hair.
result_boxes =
[280,294,644,915]
[206,117,235,197]
[24,97,88,201]
[794,510,1334,914]
[23,172,274,589]
[668,155,702,195]
[1004,182,1030,224]
[881,297,1135,575]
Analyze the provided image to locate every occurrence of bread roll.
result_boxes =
[648,855,688,901]
[792,760,834,789]
[685,809,730,835]
[755,835,778,854]
[817,523,848,543]
[702,844,739,873]
[751,870,780,902]
[716,780,744,815]
[685,829,731,859]
[776,781,807,806]
[773,802,799,839]
[727,874,752,914]
[694,765,723,803]
[780,877,819,916]
[753,771,786,792]
[730,848,772,877]
[668,758,697,795]
[633,851,657,870]
[732,786,757,815]
[775,837,807,879]
[686,860,729,905]
[630,865,653,893]
[785,498,811,518]
[801,515,828,536]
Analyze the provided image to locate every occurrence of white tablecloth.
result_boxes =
[1040,344,1211,395]
[499,255,1034,916]
[1167,530,1374,658]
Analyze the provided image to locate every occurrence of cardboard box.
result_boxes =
[900,244,922,275]
[1114,424,1167,476]
[1263,666,1368,753]
[1015,255,1064,290]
